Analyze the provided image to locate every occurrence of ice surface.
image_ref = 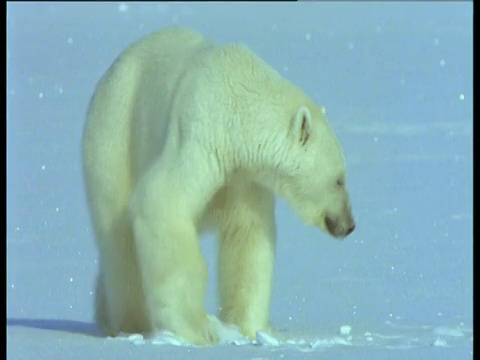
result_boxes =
[7,2,472,359]
[70,320,473,353]
[433,326,465,338]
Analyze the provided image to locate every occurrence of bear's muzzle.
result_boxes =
[325,213,355,239]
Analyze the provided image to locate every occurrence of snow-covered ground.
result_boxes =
[7,2,473,359]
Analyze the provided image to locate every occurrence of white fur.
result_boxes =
[82,26,354,346]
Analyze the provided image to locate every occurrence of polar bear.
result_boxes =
[82,26,355,345]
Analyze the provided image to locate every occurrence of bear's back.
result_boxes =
[122,27,209,60]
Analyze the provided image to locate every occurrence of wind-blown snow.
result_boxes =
[7,2,472,359]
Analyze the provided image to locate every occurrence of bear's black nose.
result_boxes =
[346,223,355,236]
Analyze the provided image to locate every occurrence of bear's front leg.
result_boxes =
[218,182,276,339]
[130,162,219,346]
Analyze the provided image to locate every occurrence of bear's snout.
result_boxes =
[325,213,355,239]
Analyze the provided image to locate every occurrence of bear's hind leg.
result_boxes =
[218,182,276,339]
[94,272,109,336]
[92,209,151,337]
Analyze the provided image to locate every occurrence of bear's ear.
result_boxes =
[293,106,313,146]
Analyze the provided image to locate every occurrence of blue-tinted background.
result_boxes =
[7,2,472,358]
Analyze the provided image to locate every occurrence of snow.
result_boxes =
[117,3,128,13]
[7,2,472,359]
[340,325,352,336]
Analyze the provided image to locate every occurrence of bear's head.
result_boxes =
[279,105,355,239]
